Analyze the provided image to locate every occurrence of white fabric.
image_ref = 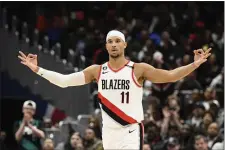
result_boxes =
[37,67,85,88]
[212,141,224,150]
[23,100,36,109]
[153,51,163,61]
[210,74,222,88]
[98,61,143,128]
[106,30,125,42]
[102,123,141,149]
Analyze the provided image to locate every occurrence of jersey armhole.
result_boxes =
[132,63,142,88]
[97,65,102,83]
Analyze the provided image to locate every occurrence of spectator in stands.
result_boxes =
[208,100,220,118]
[145,121,162,149]
[166,95,180,114]
[137,39,154,63]
[210,67,224,107]
[142,81,153,100]
[157,31,177,65]
[186,102,206,129]
[179,124,194,150]
[198,111,215,135]
[161,106,183,139]
[0,131,8,150]
[182,54,192,66]
[42,138,54,150]
[165,137,181,150]
[203,87,215,102]
[212,21,224,51]
[212,141,224,150]
[143,143,151,150]
[210,67,224,89]
[14,100,45,150]
[190,89,202,103]
[42,117,60,140]
[43,118,56,129]
[144,96,162,127]
[83,128,103,150]
[214,102,224,129]
[194,135,210,150]
[198,53,221,87]
[183,89,202,120]
[88,116,102,139]
[58,132,84,150]
[207,122,223,149]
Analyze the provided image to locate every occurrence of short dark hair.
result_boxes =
[194,135,208,143]
[204,110,215,120]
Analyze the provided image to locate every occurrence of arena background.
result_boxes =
[0,1,224,150]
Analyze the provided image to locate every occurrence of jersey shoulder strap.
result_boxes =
[101,62,109,72]
[125,61,134,69]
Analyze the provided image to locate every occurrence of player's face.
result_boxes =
[106,36,127,59]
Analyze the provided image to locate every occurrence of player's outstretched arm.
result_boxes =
[18,51,99,88]
[139,48,211,83]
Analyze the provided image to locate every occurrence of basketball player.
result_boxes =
[18,30,211,150]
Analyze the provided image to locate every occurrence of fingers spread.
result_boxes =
[205,48,212,54]
[18,55,26,61]
[28,53,36,58]
[196,49,204,54]
[19,51,26,58]
[21,61,27,65]
[203,53,211,59]
[193,50,198,55]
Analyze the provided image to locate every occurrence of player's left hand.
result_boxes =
[193,48,212,67]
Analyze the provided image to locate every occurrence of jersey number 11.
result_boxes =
[121,92,129,104]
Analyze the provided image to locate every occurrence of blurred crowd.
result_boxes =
[1,2,224,150]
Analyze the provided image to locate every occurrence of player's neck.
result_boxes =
[108,56,128,70]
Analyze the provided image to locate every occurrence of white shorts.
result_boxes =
[102,123,144,150]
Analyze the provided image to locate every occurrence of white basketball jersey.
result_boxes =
[98,61,144,128]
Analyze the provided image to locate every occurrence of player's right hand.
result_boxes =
[18,51,39,73]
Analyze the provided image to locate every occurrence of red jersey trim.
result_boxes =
[98,92,137,125]
[132,63,142,88]
[107,60,130,73]
[97,65,102,83]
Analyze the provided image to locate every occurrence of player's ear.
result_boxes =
[105,43,108,50]
[124,42,127,49]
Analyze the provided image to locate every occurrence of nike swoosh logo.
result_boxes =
[102,72,109,74]
[129,129,135,133]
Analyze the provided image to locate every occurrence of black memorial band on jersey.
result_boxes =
[98,93,138,126]
[99,100,130,126]
[101,79,130,90]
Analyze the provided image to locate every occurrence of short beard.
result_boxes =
[110,54,120,59]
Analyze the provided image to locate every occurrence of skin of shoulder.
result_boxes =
[83,64,101,83]
[83,62,152,85]
[132,62,147,86]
